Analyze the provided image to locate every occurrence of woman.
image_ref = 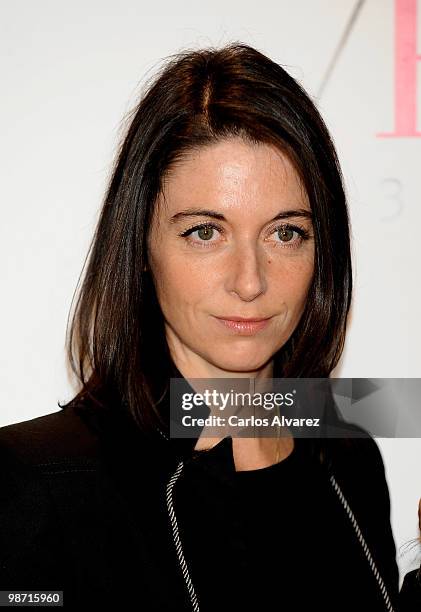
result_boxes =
[0,43,400,611]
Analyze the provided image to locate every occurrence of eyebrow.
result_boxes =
[169,207,313,224]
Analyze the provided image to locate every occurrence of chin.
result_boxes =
[207,351,274,375]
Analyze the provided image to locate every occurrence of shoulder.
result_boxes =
[0,405,101,470]
[0,406,96,571]
[0,403,158,575]
[0,401,164,486]
[320,421,387,477]
[0,406,102,554]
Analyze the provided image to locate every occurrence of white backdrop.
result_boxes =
[1,0,420,586]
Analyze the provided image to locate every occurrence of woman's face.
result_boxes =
[147,137,315,378]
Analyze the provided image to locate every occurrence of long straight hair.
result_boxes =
[60,42,352,436]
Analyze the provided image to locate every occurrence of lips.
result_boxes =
[212,315,272,334]
[215,316,270,322]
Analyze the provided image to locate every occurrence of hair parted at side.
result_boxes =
[59,41,352,436]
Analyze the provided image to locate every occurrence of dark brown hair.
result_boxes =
[60,42,352,436]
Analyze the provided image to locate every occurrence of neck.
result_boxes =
[170,355,275,381]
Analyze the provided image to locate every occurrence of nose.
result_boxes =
[224,243,268,302]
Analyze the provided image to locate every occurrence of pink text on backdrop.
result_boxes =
[377,0,421,138]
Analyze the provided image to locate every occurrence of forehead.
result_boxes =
[158,137,309,215]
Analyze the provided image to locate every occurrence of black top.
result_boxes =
[172,434,397,612]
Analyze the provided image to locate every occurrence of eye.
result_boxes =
[179,222,223,246]
[270,223,310,248]
[277,227,295,242]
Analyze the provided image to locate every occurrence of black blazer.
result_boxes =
[0,397,402,611]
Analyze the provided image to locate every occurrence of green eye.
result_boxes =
[197,226,214,241]
[277,227,295,242]
[179,223,221,243]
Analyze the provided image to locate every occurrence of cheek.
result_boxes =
[275,258,314,311]
[152,252,207,311]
